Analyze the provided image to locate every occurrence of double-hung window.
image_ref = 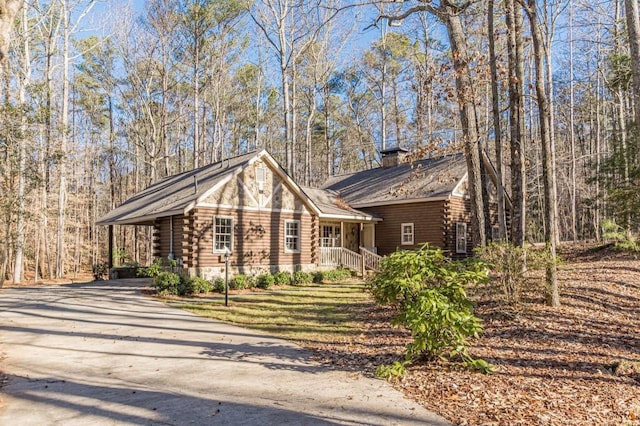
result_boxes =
[284,220,300,252]
[401,223,414,245]
[214,216,233,252]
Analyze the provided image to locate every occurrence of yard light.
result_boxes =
[223,247,231,307]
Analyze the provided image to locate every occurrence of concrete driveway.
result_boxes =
[0,279,449,425]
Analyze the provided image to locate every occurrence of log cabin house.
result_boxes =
[96,148,492,279]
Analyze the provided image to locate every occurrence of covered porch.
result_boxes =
[301,186,382,275]
[318,220,381,274]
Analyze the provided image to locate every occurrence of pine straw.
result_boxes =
[306,247,640,425]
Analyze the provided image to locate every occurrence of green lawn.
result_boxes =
[169,283,372,344]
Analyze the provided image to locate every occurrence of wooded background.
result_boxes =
[1,0,639,287]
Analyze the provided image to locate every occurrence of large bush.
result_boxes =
[369,245,492,375]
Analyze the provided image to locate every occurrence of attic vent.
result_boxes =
[256,167,266,189]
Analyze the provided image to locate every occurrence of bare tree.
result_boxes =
[379,1,487,247]
[520,0,560,306]
[625,0,640,154]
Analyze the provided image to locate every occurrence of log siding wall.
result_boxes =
[183,206,317,274]
[153,216,184,260]
[360,200,448,256]
[445,197,473,259]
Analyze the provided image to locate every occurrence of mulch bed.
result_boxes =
[306,244,640,425]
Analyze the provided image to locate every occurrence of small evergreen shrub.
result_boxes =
[137,260,163,278]
[189,276,213,294]
[213,277,225,293]
[602,219,640,252]
[230,274,251,290]
[273,271,291,285]
[92,262,108,280]
[256,274,275,289]
[313,268,352,283]
[293,271,313,285]
[153,272,181,296]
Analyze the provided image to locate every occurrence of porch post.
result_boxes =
[108,225,114,270]
[340,222,344,248]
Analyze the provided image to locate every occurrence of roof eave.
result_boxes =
[350,195,453,208]
[318,213,382,222]
[95,209,185,226]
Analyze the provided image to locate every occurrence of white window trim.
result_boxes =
[284,219,301,253]
[456,222,467,254]
[401,223,414,245]
[213,215,234,253]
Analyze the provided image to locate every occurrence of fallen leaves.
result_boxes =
[303,244,640,425]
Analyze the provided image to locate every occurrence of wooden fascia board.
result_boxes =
[95,209,184,226]
[481,149,514,210]
[318,213,382,222]
[451,172,468,197]
[185,172,236,214]
[350,196,452,209]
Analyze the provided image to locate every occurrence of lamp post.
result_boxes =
[223,247,231,307]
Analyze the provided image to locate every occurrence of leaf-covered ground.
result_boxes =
[307,246,640,425]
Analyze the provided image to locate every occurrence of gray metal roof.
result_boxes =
[322,154,467,207]
[96,151,259,226]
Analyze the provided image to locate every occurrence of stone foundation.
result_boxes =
[183,264,317,281]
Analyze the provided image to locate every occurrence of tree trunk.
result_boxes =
[56,0,70,278]
[488,0,507,241]
[625,0,640,153]
[12,2,29,284]
[444,12,487,248]
[0,0,24,64]
[506,0,526,247]
[524,0,559,307]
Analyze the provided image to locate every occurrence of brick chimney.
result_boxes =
[381,147,409,168]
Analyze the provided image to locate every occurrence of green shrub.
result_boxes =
[313,268,352,283]
[601,220,640,251]
[256,274,275,289]
[273,271,291,285]
[213,277,225,293]
[92,262,108,280]
[370,244,492,374]
[293,271,313,285]
[190,276,213,294]
[230,274,251,290]
[152,272,182,296]
[137,260,163,278]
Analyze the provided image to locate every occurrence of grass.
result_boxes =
[169,283,371,345]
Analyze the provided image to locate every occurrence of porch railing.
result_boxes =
[340,248,362,272]
[318,246,382,275]
[319,247,342,266]
[360,247,382,272]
